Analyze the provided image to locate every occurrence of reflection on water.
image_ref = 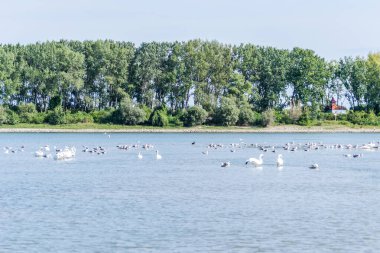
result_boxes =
[0,133,379,252]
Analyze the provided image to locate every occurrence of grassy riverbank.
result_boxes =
[1,121,380,133]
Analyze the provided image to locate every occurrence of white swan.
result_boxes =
[138,152,143,159]
[276,154,284,167]
[35,148,44,157]
[54,147,76,160]
[246,154,264,166]
[156,150,162,160]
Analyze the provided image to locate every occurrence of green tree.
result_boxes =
[365,53,380,112]
[130,42,171,108]
[0,48,16,104]
[287,48,331,111]
[336,56,367,109]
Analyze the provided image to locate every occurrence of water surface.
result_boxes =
[0,133,379,252]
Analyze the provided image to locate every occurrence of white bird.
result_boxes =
[246,154,264,166]
[138,152,143,159]
[309,163,319,169]
[156,150,162,160]
[276,154,284,167]
[35,148,44,157]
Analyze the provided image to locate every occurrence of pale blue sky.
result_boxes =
[1,0,380,59]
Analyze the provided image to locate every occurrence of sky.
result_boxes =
[1,0,380,60]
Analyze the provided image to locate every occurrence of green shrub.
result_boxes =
[287,106,303,123]
[66,112,94,124]
[337,113,348,121]
[0,106,7,124]
[347,110,367,125]
[149,107,169,127]
[366,111,378,125]
[298,111,311,126]
[261,109,275,127]
[30,113,46,124]
[274,110,290,124]
[323,112,336,121]
[181,106,208,127]
[215,97,239,126]
[46,107,66,125]
[238,106,255,126]
[114,98,146,125]
[90,109,115,123]
[168,114,183,126]
[140,105,152,123]
[17,104,39,123]
[6,110,20,125]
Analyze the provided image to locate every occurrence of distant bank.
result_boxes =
[0,125,380,133]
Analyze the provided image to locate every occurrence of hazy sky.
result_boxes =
[1,0,380,59]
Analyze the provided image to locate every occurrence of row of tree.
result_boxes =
[0,40,380,125]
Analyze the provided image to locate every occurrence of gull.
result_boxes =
[309,164,319,169]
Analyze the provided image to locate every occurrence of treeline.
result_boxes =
[0,39,380,126]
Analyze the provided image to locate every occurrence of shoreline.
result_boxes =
[0,125,380,133]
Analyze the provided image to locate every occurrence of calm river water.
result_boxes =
[0,133,379,252]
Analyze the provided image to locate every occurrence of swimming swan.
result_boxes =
[276,154,284,167]
[246,154,264,166]
[156,150,162,160]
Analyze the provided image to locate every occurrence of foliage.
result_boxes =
[1,40,380,127]
[114,97,146,125]
[29,113,46,124]
[90,109,114,123]
[280,105,303,124]
[181,106,208,127]
[298,108,312,126]
[238,105,256,126]
[214,97,239,126]
[346,110,379,125]
[0,107,8,124]
[149,107,169,127]
[6,110,20,125]
[46,107,66,125]
[66,112,94,124]
[168,114,183,126]
[261,109,275,127]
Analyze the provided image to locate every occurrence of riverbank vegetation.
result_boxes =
[1,40,380,128]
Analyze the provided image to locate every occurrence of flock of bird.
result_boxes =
[2,137,379,170]
[208,139,379,170]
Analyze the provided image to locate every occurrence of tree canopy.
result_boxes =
[0,39,380,126]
